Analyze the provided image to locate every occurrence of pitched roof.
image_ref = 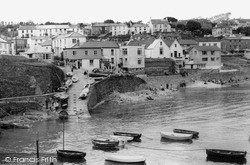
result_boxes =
[132,24,149,27]
[192,46,221,51]
[163,40,174,47]
[55,32,85,39]
[178,40,198,45]
[77,41,119,48]
[31,36,51,40]
[196,38,221,42]
[127,38,155,48]
[150,19,169,24]
[40,39,52,46]
[18,26,37,30]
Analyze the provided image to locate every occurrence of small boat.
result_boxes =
[65,79,73,88]
[206,149,247,160]
[57,86,68,92]
[160,132,193,141]
[87,79,95,85]
[59,110,69,120]
[113,132,142,142]
[72,76,79,83]
[173,129,199,138]
[79,85,90,99]
[146,96,154,100]
[54,92,69,100]
[89,72,109,77]
[66,72,73,77]
[57,150,86,162]
[110,135,134,142]
[12,123,30,129]
[92,138,119,149]
[105,155,146,163]
[0,123,30,129]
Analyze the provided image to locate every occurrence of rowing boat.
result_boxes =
[160,132,193,141]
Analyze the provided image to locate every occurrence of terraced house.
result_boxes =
[187,46,221,69]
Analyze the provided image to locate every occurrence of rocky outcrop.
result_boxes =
[87,74,147,112]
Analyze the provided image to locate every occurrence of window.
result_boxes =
[202,43,206,46]
[85,51,88,55]
[211,58,215,61]
[160,42,162,46]
[175,44,177,47]
[125,58,127,62]
[202,58,208,61]
[174,51,177,58]
[202,51,207,55]
[137,48,142,55]
[159,48,163,55]
[213,43,217,46]
[122,48,127,55]
[89,60,94,66]
[111,58,114,64]
[178,53,181,57]
[138,59,142,65]
[171,53,173,57]
[111,49,114,55]
[72,39,77,43]
[94,50,97,55]
[73,51,77,55]
[211,51,215,55]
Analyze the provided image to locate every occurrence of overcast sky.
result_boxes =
[1,0,249,24]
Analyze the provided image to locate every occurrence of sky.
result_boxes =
[1,0,250,24]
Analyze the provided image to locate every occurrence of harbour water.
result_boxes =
[1,83,250,165]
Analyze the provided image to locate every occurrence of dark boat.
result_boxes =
[57,150,86,162]
[92,138,119,149]
[89,72,108,77]
[173,129,199,138]
[59,110,69,120]
[113,132,142,142]
[206,149,247,160]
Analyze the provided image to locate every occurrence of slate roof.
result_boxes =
[163,40,174,47]
[179,40,198,45]
[18,26,37,30]
[132,24,149,27]
[55,32,85,39]
[76,41,119,48]
[40,40,52,46]
[196,38,221,42]
[151,19,169,24]
[127,38,155,48]
[192,46,221,51]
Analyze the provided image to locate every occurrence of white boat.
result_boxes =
[110,135,133,142]
[65,79,73,88]
[160,131,193,141]
[105,155,146,163]
[72,76,79,83]
[66,72,73,77]
[87,79,95,85]
[79,86,90,99]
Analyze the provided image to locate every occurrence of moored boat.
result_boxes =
[105,155,146,163]
[110,135,134,142]
[72,76,79,83]
[65,79,73,88]
[113,132,142,142]
[92,138,119,149]
[59,110,69,120]
[57,150,86,162]
[206,149,247,159]
[89,72,108,77]
[66,72,73,77]
[0,123,30,129]
[160,132,193,141]
[173,129,199,138]
[79,85,90,99]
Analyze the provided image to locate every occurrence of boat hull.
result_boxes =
[59,110,69,120]
[206,149,247,159]
[92,139,119,149]
[57,150,86,162]
[173,129,199,138]
[160,132,193,141]
[105,155,146,163]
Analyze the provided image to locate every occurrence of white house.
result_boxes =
[164,39,184,65]
[0,38,10,54]
[130,24,150,35]
[196,38,221,49]
[27,36,51,52]
[111,24,129,36]
[52,32,86,57]
[148,19,171,34]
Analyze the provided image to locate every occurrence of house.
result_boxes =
[196,38,221,49]
[148,19,171,34]
[111,23,129,36]
[27,36,51,52]
[0,38,9,55]
[212,23,233,37]
[187,46,221,69]
[52,32,86,57]
[130,24,150,35]
[91,23,114,35]
[63,41,119,70]
[221,36,250,53]
[179,39,198,55]
[119,45,145,73]
[18,24,84,38]
[164,39,184,66]
[24,39,53,62]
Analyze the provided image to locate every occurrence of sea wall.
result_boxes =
[87,74,147,112]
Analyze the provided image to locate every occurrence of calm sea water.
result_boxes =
[1,83,250,165]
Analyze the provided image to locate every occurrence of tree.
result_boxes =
[186,20,201,32]
[165,17,178,23]
[176,24,186,31]
[104,19,115,23]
